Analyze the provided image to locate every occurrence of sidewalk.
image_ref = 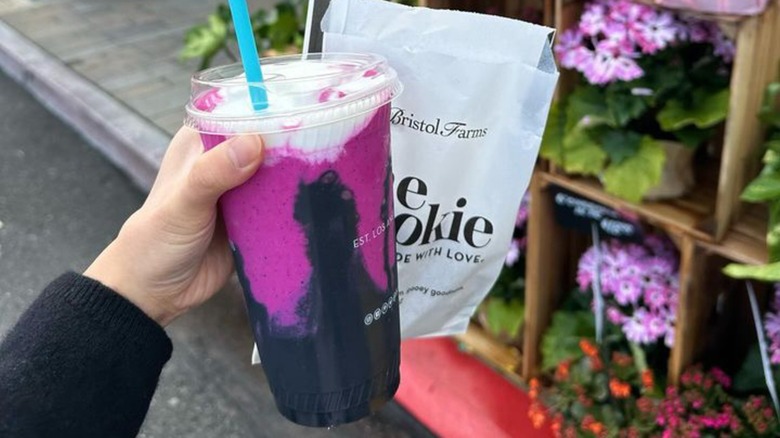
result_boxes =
[0,0,268,190]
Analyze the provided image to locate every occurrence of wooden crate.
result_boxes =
[522,169,768,383]
[548,0,780,240]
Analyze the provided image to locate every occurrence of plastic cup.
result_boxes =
[184,53,402,427]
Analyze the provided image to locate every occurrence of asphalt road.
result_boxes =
[0,69,433,438]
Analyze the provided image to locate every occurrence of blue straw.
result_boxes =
[228,0,268,111]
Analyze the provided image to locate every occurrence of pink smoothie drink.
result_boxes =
[184,54,402,427]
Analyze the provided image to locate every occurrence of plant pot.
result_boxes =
[643,140,696,201]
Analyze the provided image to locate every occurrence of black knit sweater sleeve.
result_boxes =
[0,272,173,437]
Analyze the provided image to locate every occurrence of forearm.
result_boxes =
[0,273,172,437]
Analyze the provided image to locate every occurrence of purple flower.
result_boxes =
[765,311,780,339]
[623,309,655,344]
[679,18,712,43]
[577,234,680,347]
[664,323,675,347]
[711,31,736,63]
[515,194,530,228]
[577,249,597,290]
[645,256,675,276]
[505,239,522,267]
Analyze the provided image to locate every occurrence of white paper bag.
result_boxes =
[321,0,558,338]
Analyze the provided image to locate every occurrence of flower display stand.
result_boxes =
[401,2,780,433]
[523,0,780,384]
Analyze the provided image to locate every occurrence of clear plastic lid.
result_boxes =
[184,53,402,135]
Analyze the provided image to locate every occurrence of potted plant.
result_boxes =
[577,235,679,353]
[542,0,734,203]
[531,340,780,436]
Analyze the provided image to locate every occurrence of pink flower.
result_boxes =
[623,309,655,344]
[585,39,643,84]
[607,306,627,324]
[644,285,667,309]
[579,3,607,36]
[610,1,652,24]
[615,279,642,305]
[634,10,677,54]
[710,368,731,389]
[555,29,591,70]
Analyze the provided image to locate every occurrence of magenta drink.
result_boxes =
[184,54,402,427]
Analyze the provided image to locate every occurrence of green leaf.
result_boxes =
[542,104,607,175]
[760,82,780,129]
[672,126,714,148]
[267,2,301,51]
[733,344,777,392]
[601,129,642,166]
[180,13,228,63]
[482,299,524,340]
[541,310,595,371]
[723,261,780,281]
[768,202,780,263]
[602,137,666,203]
[567,86,614,131]
[741,174,780,203]
[766,138,780,155]
[560,127,608,176]
[605,88,647,127]
[541,103,566,162]
[657,89,730,132]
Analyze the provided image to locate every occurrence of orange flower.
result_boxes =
[529,378,540,400]
[551,414,563,435]
[528,401,546,429]
[579,339,599,357]
[590,356,604,371]
[641,369,654,389]
[612,352,633,367]
[555,360,571,381]
[587,421,605,436]
[609,378,631,399]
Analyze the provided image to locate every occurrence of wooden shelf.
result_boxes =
[538,170,717,243]
[455,323,524,385]
[701,205,768,265]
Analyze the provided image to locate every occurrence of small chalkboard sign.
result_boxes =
[550,185,642,242]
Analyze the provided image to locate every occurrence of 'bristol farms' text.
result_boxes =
[391,107,488,139]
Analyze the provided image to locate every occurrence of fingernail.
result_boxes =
[227,136,261,169]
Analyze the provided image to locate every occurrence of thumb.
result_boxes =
[175,135,263,220]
